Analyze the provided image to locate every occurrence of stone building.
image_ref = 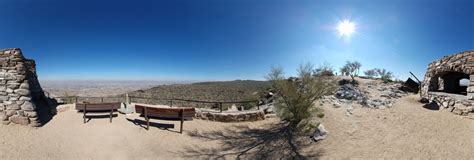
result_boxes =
[421,50,474,116]
[0,48,46,126]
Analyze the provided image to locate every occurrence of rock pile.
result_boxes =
[0,48,45,126]
[322,80,408,110]
[334,84,368,104]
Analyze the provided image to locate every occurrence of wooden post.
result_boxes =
[180,108,184,134]
[257,101,260,110]
[219,103,223,112]
[170,100,173,107]
[75,97,78,103]
[101,97,104,103]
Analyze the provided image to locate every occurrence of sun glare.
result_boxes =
[337,20,356,37]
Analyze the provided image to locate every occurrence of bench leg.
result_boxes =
[180,118,183,134]
[180,109,184,134]
[110,109,113,123]
[83,110,86,124]
[146,115,150,130]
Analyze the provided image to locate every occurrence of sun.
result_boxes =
[337,20,356,37]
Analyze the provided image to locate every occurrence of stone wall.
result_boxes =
[195,108,265,122]
[421,50,474,117]
[0,48,43,126]
[421,50,474,98]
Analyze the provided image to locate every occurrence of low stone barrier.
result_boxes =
[195,108,265,122]
[427,92,474,116]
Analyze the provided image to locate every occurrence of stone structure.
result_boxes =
[421,50,474,116]
[0,48,45,126]
[195,108,265,122]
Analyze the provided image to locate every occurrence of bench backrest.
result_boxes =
[76,102,121,111]
[135,105,195,119]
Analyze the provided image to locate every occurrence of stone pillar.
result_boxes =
[0,48,41,126]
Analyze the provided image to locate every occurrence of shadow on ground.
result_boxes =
[34,94,59,126]
[422,102,440,110]
[126,118,178,133]
[176,122,323,159]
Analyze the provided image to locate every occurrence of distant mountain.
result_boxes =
[127,80,271,103]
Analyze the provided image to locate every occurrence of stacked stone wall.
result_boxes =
[421,50,474,117]
[0,48,43,126]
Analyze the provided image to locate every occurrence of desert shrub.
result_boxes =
[313,62,335,77]
[341,61,362,82]
[375,68,394,82]
[266,63,336,132]
[364,69,377,79]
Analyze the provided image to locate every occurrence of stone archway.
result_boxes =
[421,50,474,116]
[428,72,469,95]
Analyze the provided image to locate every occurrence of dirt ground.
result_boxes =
[315,94,474,159]
[0,94,473,159]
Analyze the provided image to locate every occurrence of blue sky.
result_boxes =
[0,0,472,81]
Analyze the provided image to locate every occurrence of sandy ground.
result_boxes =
[0,107,277,160]
[315,94,474,159]
[0,94,473,159]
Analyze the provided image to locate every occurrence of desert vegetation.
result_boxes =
[340,61,362,82]
[364,68,394,82]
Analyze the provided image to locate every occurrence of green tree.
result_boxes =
[376,68,394,82]
[341,61,362,82]
[364,69,377,79]
[266,63,336,131]
[313,62,335,77]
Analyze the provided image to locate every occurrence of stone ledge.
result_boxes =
[195,108,265,122]
[427,92,474,116]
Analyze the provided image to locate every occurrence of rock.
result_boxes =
[19,83,29,89]
[0,112,7,121]
[20,101,35,111]
[24,111,37,118]
[6,104,20,110]
[333,102,342,108]
[263,105,275,114]
[442,101,449,108]
[9,115,29,125]
[5,110,15,116]
[28,120,40,127]
[14,89,30,96]
[311,124,328,142]
[7,82,20,89]
[228,104,238,112]
[6,88,13,93]
[0,96,8,102]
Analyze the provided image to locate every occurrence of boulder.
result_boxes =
[311,124,328,142]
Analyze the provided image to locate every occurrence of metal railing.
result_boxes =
[54,95,260,112]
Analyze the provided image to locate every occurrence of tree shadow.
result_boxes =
[176,122,323,159]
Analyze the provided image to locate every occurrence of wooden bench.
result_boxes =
[76,102,121,123]
[135,104,195,133]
